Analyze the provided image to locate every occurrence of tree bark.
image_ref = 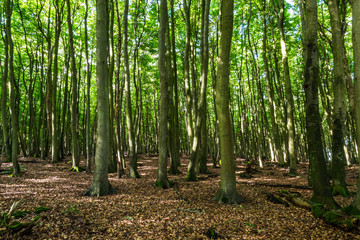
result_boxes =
[123,0,140,178]
[327,0,349,196]
[6,0,21,176]
[155,0,171,189]
[66,0,80,171]
[277,0,297,174]
[212,0,242,204]
[303,0,338,208]
[352,0,360,211]
[85,0,114,197]
[198,0,211,174]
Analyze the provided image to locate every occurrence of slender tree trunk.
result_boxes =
[198,0,211,174]
[123,0,140,178]
[85,0,114,197]
[168,0,181,174]
[51,1,63,164]
[115,0,125,178]
[155,0,171,189]
[66,0,80,171]
[277,0,297,174]
[327,0,349,196]
[212,0,241,204]
[6,0,21,176]
[85,0,92,173]
[1,2,10,162]
[303,0,338,208]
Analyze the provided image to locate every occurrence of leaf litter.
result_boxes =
[0,155,359,239]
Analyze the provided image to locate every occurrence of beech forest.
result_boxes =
[1,0,360,238]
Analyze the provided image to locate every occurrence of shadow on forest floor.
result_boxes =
[0,155,359,239]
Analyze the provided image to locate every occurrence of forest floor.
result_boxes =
[0,155,359,239]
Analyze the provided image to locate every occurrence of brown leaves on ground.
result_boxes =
[0,156,359,239]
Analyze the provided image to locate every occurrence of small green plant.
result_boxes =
[63,205,78,214]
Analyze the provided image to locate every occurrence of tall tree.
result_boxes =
[198,0,211,174]
[51,0,63,164]
[6,0,20,176]
[303,0,338,208]
[212,0,242,204]
[1,0,10,162]
[123,0,140,178]
[66,0,80,171]
[352,0,360,211]
[85,0,92,173]
[276,0,297,174]
[327,0,349,196]
[155,0,171,189]
[85,0,114,197]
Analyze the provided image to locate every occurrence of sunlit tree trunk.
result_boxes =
[277,0,297,174]
[327,0,349,196]
[123,0,140,178]
[212,0,242,204]
[303,0,338,208]
[85,0,114,197]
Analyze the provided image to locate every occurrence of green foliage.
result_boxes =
[0,199,48,236]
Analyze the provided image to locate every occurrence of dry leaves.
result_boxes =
[0,155,359,239]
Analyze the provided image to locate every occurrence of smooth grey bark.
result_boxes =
[66,0,80,171]
[212,0,242,204]
[303,0,338,208]
[327,0,349,196]
[155,0,171,189]
[85,0,114,197]
[352,0,360,211]
[123,0,140,178]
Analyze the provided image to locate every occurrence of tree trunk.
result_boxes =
[51,1,63,164]
[155,0,171,189]
[278,0,297,174]
[85,0,92,173]
[6,0,21,176]
[123,0,140,178]
[85,0,114,197]
[352,0,360,211]
[212,0,242,204]
[66,0,80,171]
[303,0,338,208]
[1,1,10,163]
[198,0,211,174]
[327,0,349,196]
